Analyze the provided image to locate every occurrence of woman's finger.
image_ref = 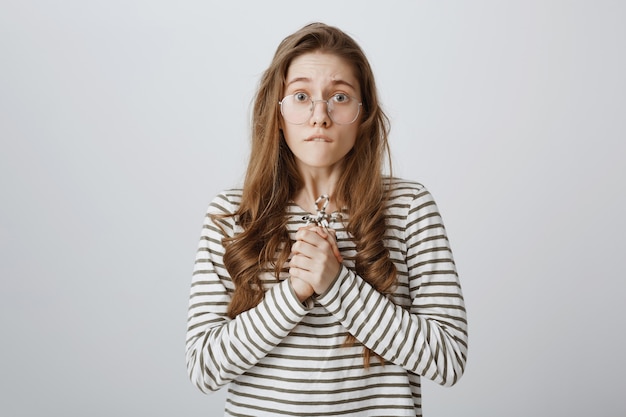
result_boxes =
[324,229,343,263]
[295,226,343,262]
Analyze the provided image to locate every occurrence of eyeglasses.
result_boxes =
[279,93,362,125]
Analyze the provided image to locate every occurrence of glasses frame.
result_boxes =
[279,94,363,125]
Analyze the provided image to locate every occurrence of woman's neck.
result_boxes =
[293,167,341,214]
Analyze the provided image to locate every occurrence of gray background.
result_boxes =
[1,1,625,416]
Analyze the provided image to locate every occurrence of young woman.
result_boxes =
[186,22,468,416]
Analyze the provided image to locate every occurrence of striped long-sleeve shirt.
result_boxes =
[186,179,468,416]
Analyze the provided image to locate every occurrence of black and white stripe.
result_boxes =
[186,179,468,416]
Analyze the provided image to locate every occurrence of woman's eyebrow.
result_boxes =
[330,79,357,90]
[285,77,357,90]
[285,76,311,87]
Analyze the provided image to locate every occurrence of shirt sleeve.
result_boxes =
[315,186,468,386]
[185,192,313,393]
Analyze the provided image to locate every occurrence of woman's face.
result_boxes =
[280,52,361,175]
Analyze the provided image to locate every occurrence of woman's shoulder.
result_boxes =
[208,187,244,215]
[383,178,443,224]
[383,177,430,202]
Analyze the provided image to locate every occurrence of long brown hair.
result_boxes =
[218,22,397,366]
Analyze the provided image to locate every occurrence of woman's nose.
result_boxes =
[310,99,331,126]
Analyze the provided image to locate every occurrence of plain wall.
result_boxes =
[1,1,625,416]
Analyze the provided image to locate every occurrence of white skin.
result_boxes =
[281,51,362,301]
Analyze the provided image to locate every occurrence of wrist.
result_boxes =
[289,276,315,303]
[314,265,344,299]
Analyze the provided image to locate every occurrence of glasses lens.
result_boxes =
[280,95,311,125]
[280,95,361,125]
[328,95,361,125]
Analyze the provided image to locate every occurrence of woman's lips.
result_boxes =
[305,134,332,142]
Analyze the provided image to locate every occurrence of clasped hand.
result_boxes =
[289,225,343,302]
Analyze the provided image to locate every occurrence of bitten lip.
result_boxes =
[305,134,333,142]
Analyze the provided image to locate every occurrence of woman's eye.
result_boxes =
[294,92,309,102]
[333,93,349,103]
